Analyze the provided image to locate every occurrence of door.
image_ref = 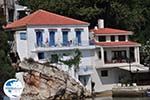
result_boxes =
[62,31,68,46]
[36,31,43,47]
[76,31,81,45]
[49,31,55,46]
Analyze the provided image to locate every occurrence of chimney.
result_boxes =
[98,19,104,28]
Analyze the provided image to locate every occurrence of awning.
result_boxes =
[119,65,149,73]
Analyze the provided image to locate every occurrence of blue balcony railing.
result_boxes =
[35,40,94,48]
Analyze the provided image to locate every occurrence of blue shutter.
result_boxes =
[76,31,81,45]
[49,31,55,46]
[62,31,68,46]
[36,31,43,46]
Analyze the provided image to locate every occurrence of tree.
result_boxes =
[140,40,150,67]
[18,0,149,43]
[59,49,82,75]
[18,0,150,67]
[0,14,15,83]
[50,49,82,99]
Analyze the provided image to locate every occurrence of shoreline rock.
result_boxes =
[16,60,90,100]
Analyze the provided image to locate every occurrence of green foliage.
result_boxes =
[140,40,150,66]
[0,15,15,83]
[16,1,150,66]
[19,0,150,43]
[51,54,59,63]
[0,32,15,82]
[18,0,150,67]
[59,49,82,70]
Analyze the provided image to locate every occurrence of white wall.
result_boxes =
[106,36,110,42]
[26,25,89,60]
[43,49,95,67]
[16,30,28,60]
[93,48,104,68]
[91,68,130,92]
[80,50,94,66]
[43,49,95,92]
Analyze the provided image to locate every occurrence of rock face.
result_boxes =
[18,60,89,100]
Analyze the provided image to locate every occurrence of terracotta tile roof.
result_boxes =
[5,9,89,29]
[95,41,141,47]
[91,28,133,35]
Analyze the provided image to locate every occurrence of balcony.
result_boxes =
[32,40,95,52]
[103,58,136,68]
[95,59,132,69]
[105,58,135,64]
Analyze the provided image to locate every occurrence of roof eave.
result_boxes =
[94,32,133,36]
[4,26,27,31]
[96,44,141,48]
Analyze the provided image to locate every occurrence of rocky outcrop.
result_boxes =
[17,60,89,100]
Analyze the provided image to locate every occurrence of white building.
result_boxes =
[5,9,149,93]
[5,9,95,91]
[90,19,149,92]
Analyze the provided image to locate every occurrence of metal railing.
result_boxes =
[104,58,135,64]
[35,40,94,48]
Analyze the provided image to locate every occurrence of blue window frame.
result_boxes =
[62,31,68,46]
[20,32,27,40]
[38,52,44,59]
[36,31,43,46]
[76,31,81,45]
[49,31,55,46]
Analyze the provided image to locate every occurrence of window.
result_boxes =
[36,30,43,46]
[112,50,127,60]
[118,35,125,41]
[111,36,115,41]
[98,51,101,59]
[98,36,106,42]
[49,31,55,46]
[20,32,27,40]
[62,31,68,46]
[76,31,81,45]
[38,52,44,60]
[101,70,108,77]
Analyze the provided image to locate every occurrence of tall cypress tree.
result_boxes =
[0,14,15,83]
